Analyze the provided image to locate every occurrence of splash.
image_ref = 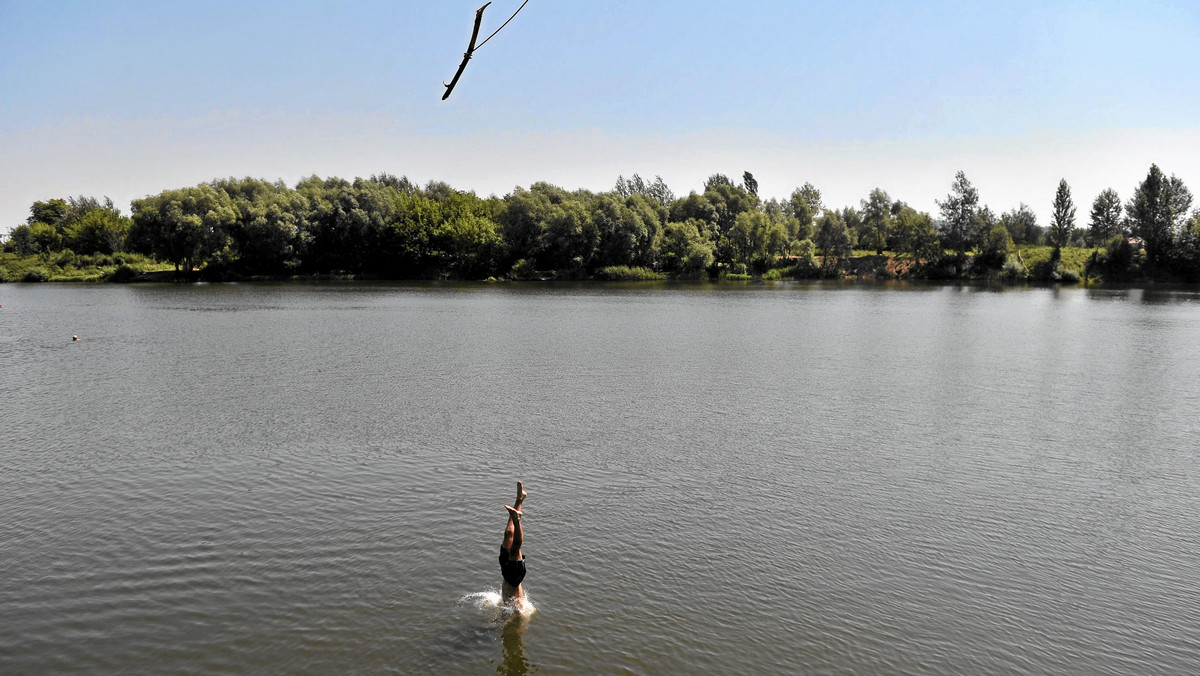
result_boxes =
[459,590,536,619]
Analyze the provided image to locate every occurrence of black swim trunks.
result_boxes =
[499,546,526,588]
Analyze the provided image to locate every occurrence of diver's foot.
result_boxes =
[505,504,522,520]
[516,480,528,507]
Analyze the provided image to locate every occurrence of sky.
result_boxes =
[2,0,1199,234]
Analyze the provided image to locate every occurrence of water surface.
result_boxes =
[2,281,1199,674]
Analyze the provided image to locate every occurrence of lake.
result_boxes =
[2,281,1200,674]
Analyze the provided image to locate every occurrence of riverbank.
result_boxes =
[0,245,1176,286]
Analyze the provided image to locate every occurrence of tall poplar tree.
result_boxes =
[1049,179,1077,253]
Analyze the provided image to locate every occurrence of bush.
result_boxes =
[921,254,961,280]
[593,266,664,281]
[508,258,537,280]
[53,249,77,268]
[1057,268,1080,284]
[788,240,822,278]
[22,268,51,282]
[107,264,139,283]
[1000,255,1028,282]
[1030,257,1082,283]
[78,253,114,268]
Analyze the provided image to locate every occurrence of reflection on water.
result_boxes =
[498,612,534,676]
[456,591,537,675]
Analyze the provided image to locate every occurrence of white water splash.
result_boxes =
[460,590,536,618]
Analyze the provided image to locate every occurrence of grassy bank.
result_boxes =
[0,252,173,283]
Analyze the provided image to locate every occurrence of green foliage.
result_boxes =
[1088,188,1123,245]
[814,211,852,277]
[22,267,51,282]
[130,184,237,275]
[669,193,718,237]
[659,220,715,276]
[614,174,675,207]
[723,211,786,273]
[1020,245,1092,283]
[593,265,664,281]
[892,206,940,260]
[508,258,538,280]
[999,203,1043,245]
[742,171,759,198]
[859,188,892,255]
[1171,212,1200,282]
[788,239,822,278]
[586,193,661,270]
[28,222,61,254]
[974,223,1012,271]
[1001,255,1028,282]
[1049,179,1077,251]
[702,178,758,263]
[1085,236,1141,283]
[108,264,140,283]
[28,199,69,228]
[64,208,131,254]
[937,170,981,263]
[1126,164,1192,270]
[719,272,753,281]
[8,167,1199,287]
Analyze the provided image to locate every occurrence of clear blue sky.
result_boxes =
[2,0,1198,233]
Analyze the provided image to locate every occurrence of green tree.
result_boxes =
[1088,189,1123,245]
[859,188,892,255]
[784,185,819,243]
[840,207,862,249]
[937,171,981,274]
[27,221,61,254]
[891,205,940,260]
[975,223,1012,271]
[539,198,597,272]
[723,211,787,273]
[702,177,758,265]
[616,174,675,208]
[659,220,715,275]
[704,174,757,226]
[129,185,236,274]
[793,182,824,215]
[1126,164,1192,269]
[28,199,69,231]
[669,192,718,238]
[999,203,1041,245]
[495,184,559,270]
[7,224,35,255]
[212,177,307,273]
[1049,179,1077,253]
[592,193,661,269]
[64,208,131,255]
[742,171,759,198]
[814,211,852,277]
[433,192,503,278]
[1174,211,1200,281]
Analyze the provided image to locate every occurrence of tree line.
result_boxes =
[4,165,1199,282]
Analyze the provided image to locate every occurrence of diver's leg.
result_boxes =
[502,481,527,550]
[504,505,523,559]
